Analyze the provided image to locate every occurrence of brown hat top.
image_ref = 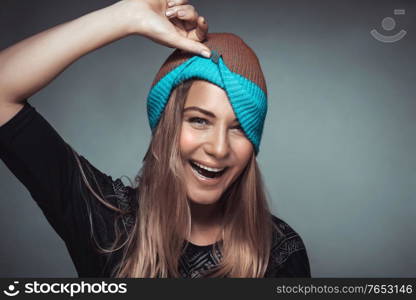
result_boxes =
[151,33,267,96]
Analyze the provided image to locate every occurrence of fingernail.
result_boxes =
[201,17,206,24]
[178,10,185,17]
[168,1,175,7]
[201,50,211,58]
[166,9,174,16]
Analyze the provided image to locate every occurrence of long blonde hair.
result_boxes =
[71,79,279,277]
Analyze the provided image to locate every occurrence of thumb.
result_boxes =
[172,35,211,58]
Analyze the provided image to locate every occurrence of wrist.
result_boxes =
[111,0,148,36]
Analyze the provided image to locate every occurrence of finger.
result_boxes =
[167,34,211,58]
[166,5,196,20]
[167,0,189,8]
[176,5,198,22]
[194,16,208,41]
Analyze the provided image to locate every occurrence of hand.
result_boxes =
[122,0,211,57]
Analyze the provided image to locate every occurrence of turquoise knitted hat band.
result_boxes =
[147,33,268,155]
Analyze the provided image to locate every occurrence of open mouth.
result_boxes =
[189,160,228,179]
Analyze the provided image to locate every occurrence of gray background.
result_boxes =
[1,0,415,277]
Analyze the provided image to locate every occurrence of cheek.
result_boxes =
[233,138,253,166]
[180,126,199,153]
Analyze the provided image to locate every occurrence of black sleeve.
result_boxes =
[0,100,131,276]
[0,101,80,240]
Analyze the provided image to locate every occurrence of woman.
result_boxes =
[0,0,311,277]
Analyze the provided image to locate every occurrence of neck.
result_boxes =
[189,200,223,227]
[188,200,224,245]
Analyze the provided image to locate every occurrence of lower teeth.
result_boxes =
[193,169,212,179]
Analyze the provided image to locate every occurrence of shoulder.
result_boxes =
[111,178,138,213]
[75,154,137,209]
[266,214,311,277]
[270,214,304,245]
[74,154,138,228]
[110,177,138,229]
[269,215,308,259]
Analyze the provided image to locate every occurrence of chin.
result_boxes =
[187,190,222,206]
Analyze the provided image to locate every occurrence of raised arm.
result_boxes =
[0,0,210,125]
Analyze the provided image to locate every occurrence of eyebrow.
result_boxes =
[183,106,238,122]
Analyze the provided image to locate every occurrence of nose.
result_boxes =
[204,126,231,159]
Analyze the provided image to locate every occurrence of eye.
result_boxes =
[188,117,209,127]
[232,124,243,132]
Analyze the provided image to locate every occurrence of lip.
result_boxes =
[188,160,225,185]
[190,159,227,170]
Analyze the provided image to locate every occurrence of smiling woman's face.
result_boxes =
[179,80,253,205]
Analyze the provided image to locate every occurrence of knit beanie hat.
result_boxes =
[147,33,267,155]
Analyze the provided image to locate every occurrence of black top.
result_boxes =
[0,100,311,278]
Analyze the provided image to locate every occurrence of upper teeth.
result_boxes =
[193,161,225,172]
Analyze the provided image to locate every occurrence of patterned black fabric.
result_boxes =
[179,243,223,278]
[111,179,311,278]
